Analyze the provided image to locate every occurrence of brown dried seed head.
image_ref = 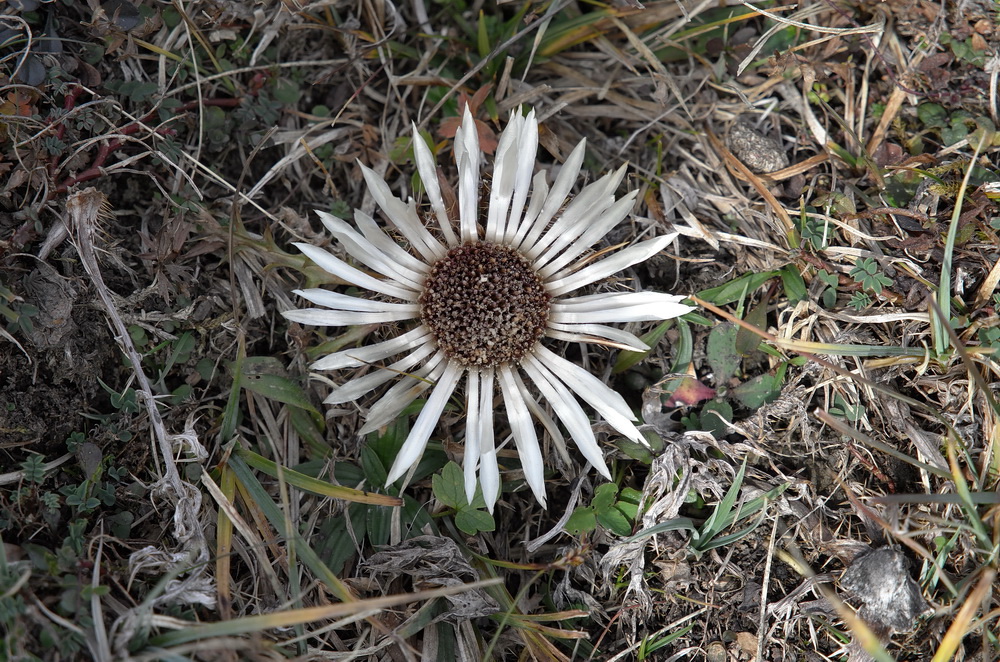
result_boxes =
[419,242,551,367]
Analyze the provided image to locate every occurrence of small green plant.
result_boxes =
[312,418,439,574]
[19,453,47,483]
[432,462,495,536]
[799,208,830,250]
[625,460,788,558]
[0,278,37,337]
[939,33,987,67]
[829,393,866,422]
[816,269,840,308]
[917,103,976,146]
[848,291,873,311]
[849,257,893,295]
[688,317,788,438]
[638,623,695,660]
[565,483,642,536]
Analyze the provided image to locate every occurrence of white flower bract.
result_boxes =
[284,107,693,511]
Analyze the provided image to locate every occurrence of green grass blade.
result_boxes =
[235,448,402,506]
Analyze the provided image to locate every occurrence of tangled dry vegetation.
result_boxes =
[1,0,999,660]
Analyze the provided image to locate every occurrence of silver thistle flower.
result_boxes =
[284,107,693,511]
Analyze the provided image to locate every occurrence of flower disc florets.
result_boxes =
[419,242,551,367]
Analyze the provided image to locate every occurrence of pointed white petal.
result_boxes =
[554,288,682,311]
[463,368,481,503]
[525,164,627,262]
[315,212,425,289]
[528,346,644,444]
[485,111,522,243]
[515,370,572,468]
[498,365,546,507]
[411,124,458,247]
[544,234,675,298]
[454,105,481,243]
[520,356,611,480]
[352,210,430,275]
[385,359,463,485]
[360,351,448,434]
[293,242,417,301]
[514,139,586,252]
[360,163,445,262]
[506,170,548,245]
[311,326,431,370]
[478,368,500,512]
[545,324,649,352]
[283,306,418,326]
[536,191,637,276]
[292,289,412,313]
[504,109,537,243]
[550,291,693,323]
[323,342,436,405]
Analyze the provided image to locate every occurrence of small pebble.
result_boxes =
[727,120,789,173]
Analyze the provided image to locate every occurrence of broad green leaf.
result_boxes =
[736,295,768,355]
[707,323,740,383]
[432,462,465,509]
[592,483,619,511]
[237,357,319,415]
[781,265,807,303]
[565,507,596,535]
[731,372,782,410]
[361,444,389,487]
[698,271,777,305]
[367,504,392,547]
[456,508,495,536]
[315,502,366,575]
[615,438,654,464]
[701,400,733,439]
[597,507,632,537]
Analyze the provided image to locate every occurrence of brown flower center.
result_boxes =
[419,242,551,367]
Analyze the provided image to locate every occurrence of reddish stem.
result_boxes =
[51,97,242,194]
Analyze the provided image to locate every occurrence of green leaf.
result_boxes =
[780,265,807,303]
[455,508,495,536]
[432,462,465,509]
[238,357,319,414]
[613,318,677,374]
[476,10,490,58]
[313,502,363,575]
[669,318,694,373]
[701,400,733,439]
[565,507,597,535]
[592,482,619,511]
[597,507,632,537]
[236,448,401,506]
[736,297,767,355]
[730,372,782,410]
[918,103,947,128]
[698,458,747,543]
[697,271,777,305]
[615,438,654,464]
[616,490,641,520]
[361,444,389,487]
[706,323,741,383]
[622,516,697,544]
[273,78,302,105]
[367,504,392,547]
